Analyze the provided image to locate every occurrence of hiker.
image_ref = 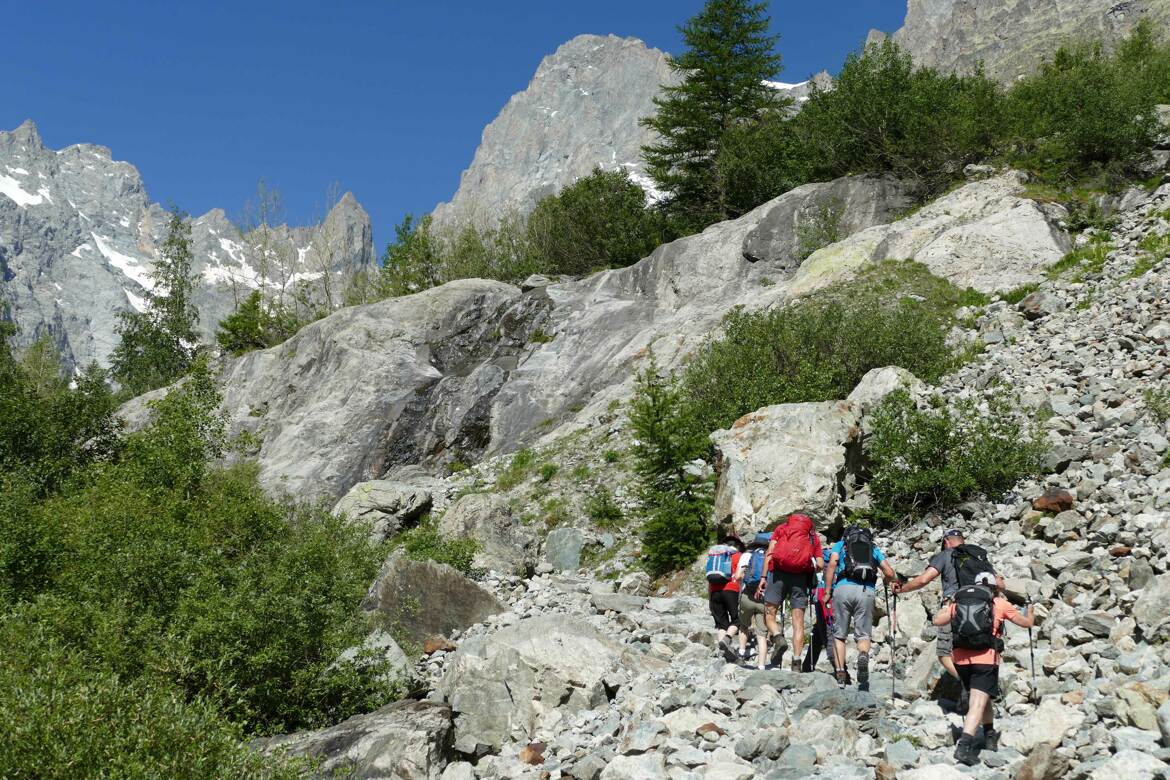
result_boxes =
[756,513,823,672]
[823,526,899,691]
[803,547,835,673]
[897,528,1005,709]
[733,532,772,669]
[933,571,1035,765]
[706,535,745,659]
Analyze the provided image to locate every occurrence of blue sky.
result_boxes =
[2,1,906,247]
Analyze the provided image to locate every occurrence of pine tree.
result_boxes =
[111,209,200,396]
[641,0,784,231]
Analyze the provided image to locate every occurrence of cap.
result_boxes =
[974,571,996,586]
[943,528,964,540]
[720,534,746,552]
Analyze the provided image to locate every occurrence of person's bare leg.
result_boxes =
[963,689,990,736]
[756,632,768,670]
[791,608,806,659]
[764,603,780,637]
[940,653,960,680]
[833,636,848,672]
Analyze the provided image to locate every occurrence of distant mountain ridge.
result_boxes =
[0,120,375,371]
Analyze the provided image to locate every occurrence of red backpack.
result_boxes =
[772,514,817,574]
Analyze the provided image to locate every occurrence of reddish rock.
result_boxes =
[423,636,456,654]
[696,722,727,737]
[875,761,898,780]
[519,742,546,765]
[1110,545,1133,558]
[1032,489,1074,513]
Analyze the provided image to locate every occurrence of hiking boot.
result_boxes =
[835,669,852,688]
[791,658,803,674]
[857,653,870,691]
[982,728,999,752]
[953,734,978,766]
[718,637,738,662]
[769,635,788,667]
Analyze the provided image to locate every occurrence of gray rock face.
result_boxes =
[438,493,538,576]
[333,480,433,542]
[0,120,374,371]
[256,700,454,779]
[361,551,504,647]
[431,35,677,230]
[885,0,1170,82]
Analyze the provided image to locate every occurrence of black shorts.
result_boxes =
[709,590,740,631]
[957,663,1000,697]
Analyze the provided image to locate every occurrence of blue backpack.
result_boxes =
[743,533,771,590]
[705,545,735,583]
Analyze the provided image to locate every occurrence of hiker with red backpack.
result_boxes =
[823,526,899,691]
[706,535,746,660]
[755,513,823,672]
[933,571,1035,765]
[897,528,1005,711]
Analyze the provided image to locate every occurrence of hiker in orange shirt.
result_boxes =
[932,571,1035,765]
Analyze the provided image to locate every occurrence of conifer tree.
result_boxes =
[641,0,784,230]
[111,209,200,396]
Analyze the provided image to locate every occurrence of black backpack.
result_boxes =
[951,544,995,588]
[952,584,997,650]
[841,527,877,585]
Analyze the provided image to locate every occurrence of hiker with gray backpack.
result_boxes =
[706,535,746,659]
[896,528,1005,712]
[732,532,773,668]
[933,570,1035,765]
[823,526,900,692]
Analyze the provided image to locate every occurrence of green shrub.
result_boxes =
[538,462,560,483]
[0,627,302,779]
[1145,387,1170,424]
[395,518,481,576]
[1047,240,1112,281]
[585,488,624,529]
[629,359,713,576]
[716,113,809,219]
[525,168,673,274]
[796,39,1002,197]
[866,390,1045,520]
[1001,283,1039,305]
[795,196,845,260]
[680,261,965,438]
[1003,27,1165,182]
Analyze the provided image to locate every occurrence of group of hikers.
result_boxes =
[705,513,1037,766]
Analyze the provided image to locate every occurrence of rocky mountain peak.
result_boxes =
[883,0,1170,81]
[430,34,678,229]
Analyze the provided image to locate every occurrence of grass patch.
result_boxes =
[1001,283,1039,305]
[1047,240,1112,281]
[529,328,554,344]
[1146,387,1170,425]
[394,517,482,577]
[537,462,560,483]
[495,448,536,490]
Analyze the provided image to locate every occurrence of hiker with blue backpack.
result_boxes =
[823,526,900,691]
[732,532,772,668]
[933,570,1035,765]
[706,535,746,659]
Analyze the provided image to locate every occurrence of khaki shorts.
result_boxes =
[738,592,767,633]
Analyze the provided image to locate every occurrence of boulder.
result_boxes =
[1018,290,1066,320]
[741,175,912,268]
[1014,743,1069,780]
[846,366,925,419]
[710,400,862,532]
[1134,574,1170,641]
[598,752,668,780]
[336,630,411,685]
[1001,696,1085,754]
[1033,489,1075,513]
[544,526,585,572]
[439,493,538,575]
[436,614,649,753]
[256,700,453,779]
[1088,750,1168,779]
[788,171,1070,296]
[333,480,432,542]
[361,551,504,648]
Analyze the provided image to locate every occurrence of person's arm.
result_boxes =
[756,540,777,596]
[824,552,839,599]
[1006,602,1035,629]
[899,566,940,595]
[879,559,897,583]
[812,534,825,572]
[932,603,954,626]
[732,556,748,585]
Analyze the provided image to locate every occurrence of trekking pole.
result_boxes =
[884,582,893,700]
[1027,603,1037,704]
[891,590,899,702]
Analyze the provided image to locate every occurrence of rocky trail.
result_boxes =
[258,181,1170,779]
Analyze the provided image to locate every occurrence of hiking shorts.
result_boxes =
[937,621,953,656]
[764,571,812,611]
[831,582,875,641]
[709,590,740,631]
[738,592,767,634]
[957,663,1000,698]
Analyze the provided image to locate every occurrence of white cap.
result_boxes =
[974,572,996,586]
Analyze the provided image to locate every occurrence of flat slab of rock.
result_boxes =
[256,700,453,779]
[333,480,432,542]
